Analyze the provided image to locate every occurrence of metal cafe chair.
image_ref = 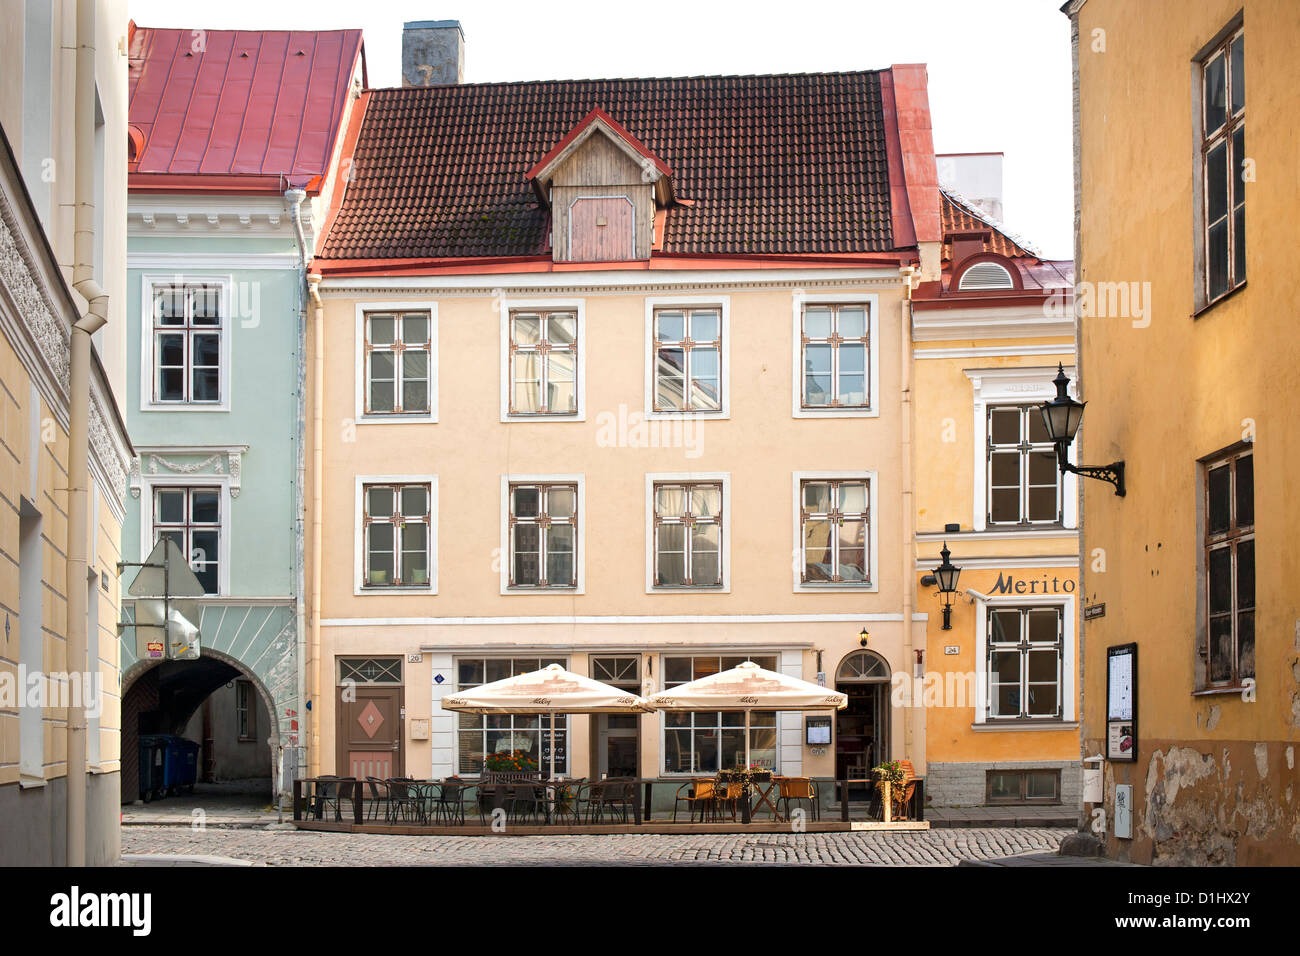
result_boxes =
[582,779,632,824]
[384,779,422,824]
[673,777,718,823]
[364,777,389,822]
[435,779,471,825]
[776,776,819,822]
[504,782,545,825]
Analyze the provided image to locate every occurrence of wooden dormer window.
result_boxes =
[525,108,674,264]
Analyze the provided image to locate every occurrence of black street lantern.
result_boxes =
[933,542,961,631]
[1039,363,1126,497]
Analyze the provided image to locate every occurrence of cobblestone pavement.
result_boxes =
[122,826,1069,866]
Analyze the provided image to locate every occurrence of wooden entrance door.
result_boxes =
[337,686,404,779]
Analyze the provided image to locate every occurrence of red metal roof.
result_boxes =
[128,26,364,190]
[318,72,900,261]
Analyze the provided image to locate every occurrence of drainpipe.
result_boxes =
[307,275,324,778]
[899,265,918,764]
[286,187,308,804]
[67,0,108,868]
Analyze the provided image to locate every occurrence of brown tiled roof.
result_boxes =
[941,190,1035,260]
[319,72,896,260]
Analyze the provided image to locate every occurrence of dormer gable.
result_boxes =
[526,108,674,263]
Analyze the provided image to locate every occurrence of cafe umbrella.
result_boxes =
[645,659,849,771]
[439,663,652,780]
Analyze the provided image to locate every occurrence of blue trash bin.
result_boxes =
[137,734,166,802]
[160,735,187,796]
[178,738,200,793]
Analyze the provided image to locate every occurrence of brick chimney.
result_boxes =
[402,20,464,87]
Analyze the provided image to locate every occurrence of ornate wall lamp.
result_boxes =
[1039,364,1125,497]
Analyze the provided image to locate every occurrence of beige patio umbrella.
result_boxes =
[646,659,848,770]
[440,663,652,779]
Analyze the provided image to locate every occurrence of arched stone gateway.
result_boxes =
[119,603,299,802]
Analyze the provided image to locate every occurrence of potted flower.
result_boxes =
[872,760,909,820]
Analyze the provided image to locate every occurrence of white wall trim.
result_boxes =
[644,471,732,593]
[967,366,1078,532]
[972,591,1077,725]
[791,292,880,419]
[643,294,731,420]
[912,304,1075,342]
[791,470,880,593]
[914,555,1079,571]
[129,252,299,271]
[499,473,587,595]
[498,296,587,422]
[353,474,438,596]
[138,273,233,413]
[353,301,439,424]
[319,268,902,295]
[915,343,1077,360]
[322,612,927,628]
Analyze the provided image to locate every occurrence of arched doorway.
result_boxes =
[121,649,279,805]
[834,650,891,796]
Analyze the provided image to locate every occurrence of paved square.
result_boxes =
[122,826,1070,866]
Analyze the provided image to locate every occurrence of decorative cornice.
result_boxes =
[129,445,248,499]
[0,183,71,419]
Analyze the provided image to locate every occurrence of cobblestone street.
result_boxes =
[122,826,1070,866]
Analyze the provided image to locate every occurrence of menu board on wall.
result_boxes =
[1106,643,1138,762]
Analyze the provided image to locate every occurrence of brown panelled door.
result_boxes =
[337,686,404,779]
[570,196,635,262]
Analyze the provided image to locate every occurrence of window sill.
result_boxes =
[357,414,437,425]
[646,409,729,421]
[503,587,582,595]
[357,585,435,595]
[503,413,585,422]
[971,721,1077,732]
[141,403,229,413]
[796,582,876,592]
[793,407,878,420]
[1192,280,1247,319]
[1192,685,1251,697]
[649,586,730,594]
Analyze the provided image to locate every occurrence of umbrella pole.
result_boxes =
[549,712,556,780]
[745,710,751,769]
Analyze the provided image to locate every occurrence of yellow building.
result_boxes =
[303,24,1080,812]
[1067,0,1300,864]
[912,165,1080,808]
[0,0,134,866]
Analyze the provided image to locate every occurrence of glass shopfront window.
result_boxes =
[455,657,567,775]
[661,655,778,774]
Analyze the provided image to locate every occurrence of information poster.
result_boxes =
[1106,643,1138,761]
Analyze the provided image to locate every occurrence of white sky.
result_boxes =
[128,0,1074,259]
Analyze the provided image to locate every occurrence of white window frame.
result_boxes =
[657,652,782,776]
[973,590,1076,725]
[499,474,586,595]
[644,472,732,593]
[967,367,1079,532]
[498,297,586,421]
[452,655,571,776]
[791,470,879,593]
[791,292,879,419]
[353,474,438,596]
[986,404,1063,527]
[138,475,233,596]
[139,274,233,413]
[644,295,730,420]
[354,302,439,424]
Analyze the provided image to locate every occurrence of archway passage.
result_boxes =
[834,650,892,798]
[121,654,276,806]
